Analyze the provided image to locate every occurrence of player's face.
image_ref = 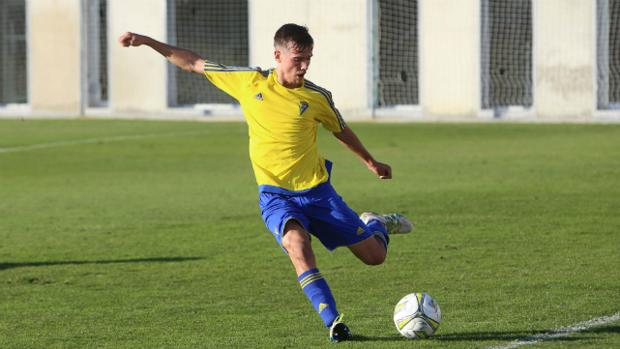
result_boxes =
[274,42,313,88]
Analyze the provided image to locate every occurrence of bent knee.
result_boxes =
[361,252,386,266]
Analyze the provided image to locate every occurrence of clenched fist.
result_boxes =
[118,32,148,47]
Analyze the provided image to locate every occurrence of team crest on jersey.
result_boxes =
[299,101,309,115]
[254,93,263,101]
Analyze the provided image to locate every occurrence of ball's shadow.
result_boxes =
[351,334,406,342]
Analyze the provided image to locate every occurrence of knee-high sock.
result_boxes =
[298,268,339,327]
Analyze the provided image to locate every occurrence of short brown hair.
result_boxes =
[274,23,314,51]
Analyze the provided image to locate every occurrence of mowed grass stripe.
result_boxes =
[0,120,619,349]
[0,130,214,154]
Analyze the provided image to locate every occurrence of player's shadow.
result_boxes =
[351,334,405,342]
[0,256,204,271]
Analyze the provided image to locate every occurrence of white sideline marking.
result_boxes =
[0,130,209,154]
[487,312,620,349]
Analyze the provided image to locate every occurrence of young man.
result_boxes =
[118,24,412,342]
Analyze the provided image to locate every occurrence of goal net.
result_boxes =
[375,0,419,107]
[85,0,108,107]
[481,0,532,109]
[597,0,620,109]
[0,0,27,105]
[167,0,249,106]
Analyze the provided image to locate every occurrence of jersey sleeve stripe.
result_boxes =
[305,82,347,130]
[204,68,258,72]
[204,60,259,72]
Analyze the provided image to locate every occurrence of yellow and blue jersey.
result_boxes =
[204,61,346,193]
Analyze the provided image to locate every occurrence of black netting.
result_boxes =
[481,0,532,108]
[0,0,27,104]
[376,0,418,106]
[168,0,249,106]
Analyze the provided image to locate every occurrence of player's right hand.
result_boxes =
[118,32,146,47]
[368,160,392,180]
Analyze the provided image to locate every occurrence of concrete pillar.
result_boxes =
[29,0,82,115]
[419,0,481,118]
[108,0,168,113]
[249,0,370,115]
[534,0,596,120]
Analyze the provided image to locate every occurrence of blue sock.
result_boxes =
[298,268,339,327]
[366,218,390,249]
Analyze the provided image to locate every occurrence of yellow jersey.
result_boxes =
[204,61,346,193]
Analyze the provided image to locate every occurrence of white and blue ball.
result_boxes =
[393,292,441,339]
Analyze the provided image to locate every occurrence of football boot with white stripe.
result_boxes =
[360,212,413,234]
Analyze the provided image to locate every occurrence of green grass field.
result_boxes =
[1,119,619,349]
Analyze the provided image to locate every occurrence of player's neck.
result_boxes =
[275,69,303,89]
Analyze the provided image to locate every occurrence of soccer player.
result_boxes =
[118,24,412,342]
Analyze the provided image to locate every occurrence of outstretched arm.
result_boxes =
[333,126,392,179]
[118,32,204,74]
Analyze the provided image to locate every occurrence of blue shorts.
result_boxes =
[258,164,374,252]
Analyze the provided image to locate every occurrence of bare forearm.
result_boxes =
[146,38,202,73]
[334,126,392,179]
[118,32,204,74]
[334,126,375,165]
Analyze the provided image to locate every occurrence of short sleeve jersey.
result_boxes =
[203,61,346,193]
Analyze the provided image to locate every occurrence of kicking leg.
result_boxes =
[360,212,413,235]
[348,235,387,265]
[349,212,413,265]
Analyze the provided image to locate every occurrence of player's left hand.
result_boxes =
[368,160,392,179]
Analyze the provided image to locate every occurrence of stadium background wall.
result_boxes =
[0,0,617,122]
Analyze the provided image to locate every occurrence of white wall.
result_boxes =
[29,0,82,114]
[249,0,370,115]
[419,0,480,118]
[108,0,168,113]
[534,0,596,120]
[17,0,614,121]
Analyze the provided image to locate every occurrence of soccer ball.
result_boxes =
[393,292,441,339]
